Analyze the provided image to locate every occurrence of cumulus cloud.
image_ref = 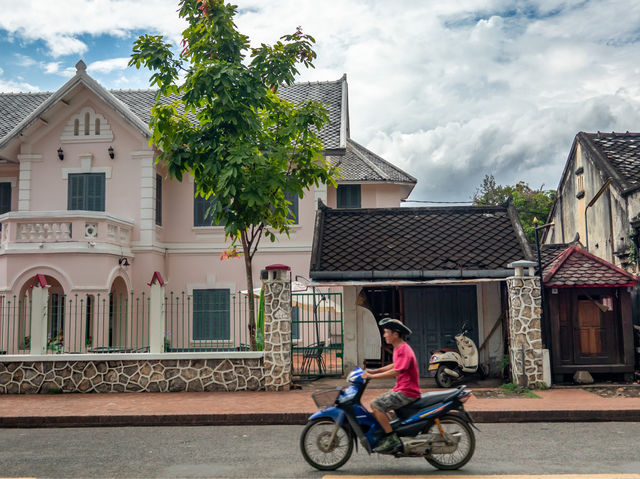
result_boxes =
[88,58,130,74]
[0,0,185,57]
[2,0,640,201]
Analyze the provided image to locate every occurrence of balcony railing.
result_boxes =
[0,211,134,249]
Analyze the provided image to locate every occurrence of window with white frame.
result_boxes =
[68,173,105,211]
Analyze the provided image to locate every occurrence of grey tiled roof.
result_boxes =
[310,203,532,279]
[331,139,416,184]
[277,79,343,149]
[0,92,51,139]
[581,132,640,191]
[0,78,345,149]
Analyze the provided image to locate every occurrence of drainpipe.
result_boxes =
[585,178,613,252]
[533,219,554,350]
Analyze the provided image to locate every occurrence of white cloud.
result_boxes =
[2,0,640,200]
[88,58,130,74]
[0,0,185,57]
[0,78,39,93]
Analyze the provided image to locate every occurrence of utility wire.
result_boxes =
[402,199,475,204]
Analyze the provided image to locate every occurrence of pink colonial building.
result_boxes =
[0,61,415,356]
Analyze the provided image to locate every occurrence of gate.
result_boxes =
[291,292,343,377]
[403,285,479,376]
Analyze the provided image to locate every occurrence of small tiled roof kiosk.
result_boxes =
[543,246,637,382]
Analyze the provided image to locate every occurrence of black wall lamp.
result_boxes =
[118,257,130,267]
[108,146,114,159]
[57,147,64,161]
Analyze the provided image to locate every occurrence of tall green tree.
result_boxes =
[473,174,556,242]
[129,0,337,349]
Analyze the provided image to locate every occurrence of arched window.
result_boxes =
[84,113,90,135]
[73,119,79,136]
[95,118,100,136]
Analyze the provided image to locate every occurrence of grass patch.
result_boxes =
[500,382,540,398]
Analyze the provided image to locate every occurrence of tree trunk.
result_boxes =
[241,231,257,350]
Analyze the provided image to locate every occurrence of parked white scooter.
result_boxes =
[428,324,483,388]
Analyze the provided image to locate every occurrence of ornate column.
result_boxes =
[506,260,545,387]
[262,264,292,391]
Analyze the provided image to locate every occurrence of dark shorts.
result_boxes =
[371,391,416,412]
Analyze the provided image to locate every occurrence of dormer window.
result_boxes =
[73,119,79,136]
[84,113,90,135]
[95,118,100,135]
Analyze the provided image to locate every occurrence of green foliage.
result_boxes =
[500,382,539,398]
[624,231,638,271]
[473,174,556,242]
[130,0,337,348]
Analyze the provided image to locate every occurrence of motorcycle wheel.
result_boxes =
[425,414,475,470]
[435,364,455,388]
[300,419,353,471]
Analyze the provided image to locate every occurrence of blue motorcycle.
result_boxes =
[300,367,476,471]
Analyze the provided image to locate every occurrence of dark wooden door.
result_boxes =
[403,286,478,376]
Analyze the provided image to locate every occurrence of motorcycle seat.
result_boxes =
[394,388,461,420]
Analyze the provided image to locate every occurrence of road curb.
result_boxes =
[2,409,640,427]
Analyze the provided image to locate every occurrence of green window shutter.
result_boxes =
[0,182,11,214]
[284,191,299,224]
[68,174,84,210]
[337,185,361,208]
[68,173,105,211]
[155,175,162,226]
[193,184,224,227]
[193,289,230,340]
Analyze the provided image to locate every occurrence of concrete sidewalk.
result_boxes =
[1,383,640,428]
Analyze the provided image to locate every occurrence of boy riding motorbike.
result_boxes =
[362,318,420,453]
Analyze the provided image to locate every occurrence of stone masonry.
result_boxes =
[507,275,545,387]
[262,266,292,391]
[0,267,295,394]
[0,358,264,393]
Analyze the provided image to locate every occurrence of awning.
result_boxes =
[308,277,507,288]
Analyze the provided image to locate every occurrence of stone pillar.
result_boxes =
[147,272,166,353]
[29,275,50,355]
[506,261,544,387]
[262,264,292,391]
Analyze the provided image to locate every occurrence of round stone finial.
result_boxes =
[75,60,87,73]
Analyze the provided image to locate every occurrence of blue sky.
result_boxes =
[2,0,640,202]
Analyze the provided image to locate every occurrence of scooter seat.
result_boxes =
[394,388,461,420]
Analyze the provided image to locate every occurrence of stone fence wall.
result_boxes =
[0,266,292,394]
[0,358,263,394]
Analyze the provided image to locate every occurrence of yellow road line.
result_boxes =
[323,475,640,479]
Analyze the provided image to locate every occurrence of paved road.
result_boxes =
[0,423,638,478]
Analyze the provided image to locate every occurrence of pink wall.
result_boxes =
[0,84,410,300]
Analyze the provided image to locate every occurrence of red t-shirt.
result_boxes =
[392,341,421,398]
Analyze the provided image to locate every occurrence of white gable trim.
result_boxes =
[61,106,113,143]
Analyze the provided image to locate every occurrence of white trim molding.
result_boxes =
[61,153,112,179]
